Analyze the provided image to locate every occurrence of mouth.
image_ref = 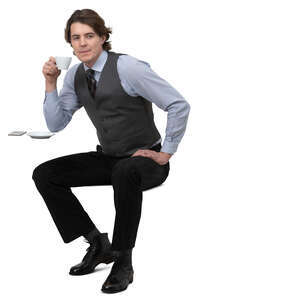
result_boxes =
[79,50,91,54]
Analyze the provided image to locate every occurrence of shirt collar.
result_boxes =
[83,50,108,73]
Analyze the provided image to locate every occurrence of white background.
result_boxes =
[2,0,300,299]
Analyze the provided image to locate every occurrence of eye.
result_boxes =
[87,34,94,38]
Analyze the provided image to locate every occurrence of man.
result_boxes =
[32,9,190,294]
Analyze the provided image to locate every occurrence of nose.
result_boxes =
[79,37,87,46]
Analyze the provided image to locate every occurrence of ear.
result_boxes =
[100,35,106,45]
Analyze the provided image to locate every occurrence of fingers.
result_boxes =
[45,57,57,68]
[130,149,165,165]
[45,62,56,67]
[45,60,57,69]
[131,149,156,158]
[132,149,144,157]
[131,149,145,157]
[43,66,57,76]
[44,57,57,68]
[43,57,59,76]
[135,149,150,155]
[49,56,56,63]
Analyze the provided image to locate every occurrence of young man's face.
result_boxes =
[70,22,106,67]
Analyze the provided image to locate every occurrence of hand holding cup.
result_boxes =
[42,56,61,84]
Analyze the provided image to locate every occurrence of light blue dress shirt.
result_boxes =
[43,50,190,154]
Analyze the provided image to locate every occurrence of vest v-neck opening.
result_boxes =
[81,51,112,102]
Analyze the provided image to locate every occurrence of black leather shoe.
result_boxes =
[69,233,116,276]
[101,250,134,293]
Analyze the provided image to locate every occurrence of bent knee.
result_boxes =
[32,162,53,183]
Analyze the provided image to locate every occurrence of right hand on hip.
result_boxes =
[43,56,61,84]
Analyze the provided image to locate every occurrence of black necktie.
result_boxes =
[86,69,97,98]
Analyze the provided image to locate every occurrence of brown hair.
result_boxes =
[64,9,112,51]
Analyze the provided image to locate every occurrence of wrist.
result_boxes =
[160,151,172,159]
[45,81,57,93]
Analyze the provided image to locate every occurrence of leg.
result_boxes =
[32,151,113,243]
[110,156,170,250]
[101,155,170,293]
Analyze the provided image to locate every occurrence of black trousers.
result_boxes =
[32,143,170,250]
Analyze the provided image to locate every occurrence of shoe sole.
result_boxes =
[101,278,133,294]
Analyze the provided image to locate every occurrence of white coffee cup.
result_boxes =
[55,56,72,70]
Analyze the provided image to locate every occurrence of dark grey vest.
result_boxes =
[74,51,161,157]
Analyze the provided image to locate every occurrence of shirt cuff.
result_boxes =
[161,140,178,155]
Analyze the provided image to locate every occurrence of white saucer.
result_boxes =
[27,131,55,139]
